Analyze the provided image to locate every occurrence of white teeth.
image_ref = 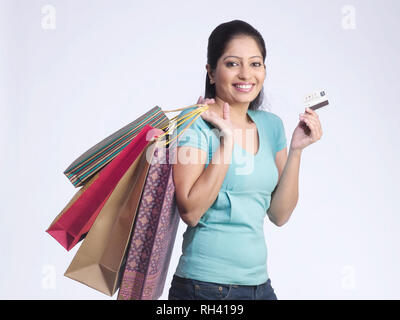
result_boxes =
[235,84,252,89]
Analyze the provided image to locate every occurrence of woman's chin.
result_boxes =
[230,92,259,103]
[231,96,257,105]
[216,94,257,106]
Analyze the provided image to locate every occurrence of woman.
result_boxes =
[168,20,323,300]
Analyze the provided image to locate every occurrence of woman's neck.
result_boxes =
[213,96,252,126]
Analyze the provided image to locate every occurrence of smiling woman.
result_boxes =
[169,20,288,301]
[204,20,267,111]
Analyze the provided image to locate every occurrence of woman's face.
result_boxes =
[207,35,266,106]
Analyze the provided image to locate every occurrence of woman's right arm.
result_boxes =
[173,137,234,227]
[173,98,234,227]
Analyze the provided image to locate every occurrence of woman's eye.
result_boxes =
[226,62,238,67]
[226,62,263,67]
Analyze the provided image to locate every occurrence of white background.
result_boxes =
[1,0,399,299]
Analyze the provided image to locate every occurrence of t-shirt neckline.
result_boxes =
[234,110,261,157]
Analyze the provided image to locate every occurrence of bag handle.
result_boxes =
[161,103,208,113]
[153,103,210,147]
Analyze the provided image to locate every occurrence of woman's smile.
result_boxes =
[232,82,255,93]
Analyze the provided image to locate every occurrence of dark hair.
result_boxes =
[205,20,267,110]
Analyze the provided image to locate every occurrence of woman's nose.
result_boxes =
[238,65,252,79]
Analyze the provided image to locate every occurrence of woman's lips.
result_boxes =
[232,84,255,93]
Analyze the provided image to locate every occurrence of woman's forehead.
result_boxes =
[223,36,262,58]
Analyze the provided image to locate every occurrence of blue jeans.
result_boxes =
[168,275,278,300]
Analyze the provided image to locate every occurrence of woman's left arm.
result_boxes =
[267,148,301,226]
[267,107,323,226]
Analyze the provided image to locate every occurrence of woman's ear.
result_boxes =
[205,64,215,84]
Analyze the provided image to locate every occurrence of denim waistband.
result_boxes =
[172,274,270,289]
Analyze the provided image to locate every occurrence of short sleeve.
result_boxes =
[174,108,209,152]
[274,116,287,154]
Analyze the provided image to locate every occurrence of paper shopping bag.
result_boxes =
[64,106,169,187]
[46,124,157,251]
[45,173,99,244]
[117,139,179,300]
[63,104,211,187]
[47,104,209,251]
[64,135,160,296]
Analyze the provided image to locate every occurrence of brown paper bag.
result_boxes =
[64,140,157,296]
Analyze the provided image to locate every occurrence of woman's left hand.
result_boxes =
[290,107,323,151]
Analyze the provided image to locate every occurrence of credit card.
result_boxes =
[304,90,329,110]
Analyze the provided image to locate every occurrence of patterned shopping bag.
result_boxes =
[117,138,179,300]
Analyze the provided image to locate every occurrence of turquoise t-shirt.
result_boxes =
[172,106,287,285]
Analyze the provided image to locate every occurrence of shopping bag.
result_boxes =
[64,106,169,187]
[117,139,179,300]
[46,124,156,251]
[64,104,210,187]
[46,104,208,251]
[45,173,99,245]
[64,134,160,296]
[62,103,209,297]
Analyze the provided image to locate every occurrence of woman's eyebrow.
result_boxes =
[223,55,262,60]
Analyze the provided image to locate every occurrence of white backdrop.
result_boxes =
[1,0,399,299]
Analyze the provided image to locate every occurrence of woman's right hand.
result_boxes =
[197,96,234,144]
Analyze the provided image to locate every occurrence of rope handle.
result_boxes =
[161,103,208,113]
[153,103,210,147]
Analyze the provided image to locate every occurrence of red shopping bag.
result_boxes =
[46,124,160,251]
